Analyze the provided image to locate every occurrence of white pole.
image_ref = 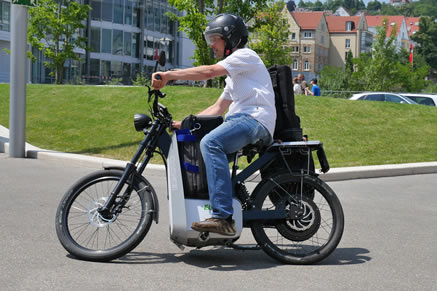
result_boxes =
[9,4,28,158]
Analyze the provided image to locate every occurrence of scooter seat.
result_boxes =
[241,140,266,163]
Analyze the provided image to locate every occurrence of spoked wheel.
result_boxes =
[55,169,155,262]
[251,172,344,264]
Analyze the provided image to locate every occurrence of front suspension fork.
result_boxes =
[98,163,136,219]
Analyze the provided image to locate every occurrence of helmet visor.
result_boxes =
[204,33,223,46]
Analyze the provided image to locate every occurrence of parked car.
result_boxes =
[349,92,418,105]
[399,93,437,107]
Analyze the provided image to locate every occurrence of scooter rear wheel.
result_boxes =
[250,173,344,264]
[55,169,155,261]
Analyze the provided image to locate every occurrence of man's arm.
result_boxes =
[198,97,232,116]
[306,87,315,96]
[152,64,227,89]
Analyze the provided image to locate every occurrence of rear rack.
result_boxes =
[270,140,330,173]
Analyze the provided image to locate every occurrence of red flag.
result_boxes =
[409,43,414,66]
[154,48,159,61]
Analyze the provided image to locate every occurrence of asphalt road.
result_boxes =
[1,152,436,290]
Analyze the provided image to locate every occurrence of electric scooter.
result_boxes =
[55,53,344,264]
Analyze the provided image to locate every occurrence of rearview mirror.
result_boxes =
[159,51,166,67]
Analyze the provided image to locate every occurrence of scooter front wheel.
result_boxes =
[250,173,344,264]
[55,169,155,261]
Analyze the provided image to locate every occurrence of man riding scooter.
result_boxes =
[151,13,276,236]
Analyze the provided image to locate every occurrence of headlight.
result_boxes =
[134,114,152,132]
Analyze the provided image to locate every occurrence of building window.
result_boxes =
[303,46,311,53]
[154,3,160,31]
[112,61,123,78]
[292,59,298,70]
[291,32,296,41]
[90,27,101,53]
[124,0,132,25]
[102,29,112,53]
[90,0,102,21]
[132,33,140,58]
[133,4,140,28]
[113,29,123,55]
[346,21,355,31]
[102,0,113,22]
[291,46,299,53]
[124,32,132,56]
[303,31,312,38]
[304,60,310,71]
[90,59,100,77]
[0,0,10,32]
[345,39,350,49]
[146,3,154,30]
[113,0,123,24]
[102,60,111,78]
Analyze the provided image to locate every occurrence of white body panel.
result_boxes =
[166,134,243,247]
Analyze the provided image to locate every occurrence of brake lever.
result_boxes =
[146,85,153,103]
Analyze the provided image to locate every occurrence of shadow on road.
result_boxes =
[321,247,372,265]
[110,247,371,269]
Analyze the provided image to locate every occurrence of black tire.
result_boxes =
[250,172,344,264]
[55,169,155,262]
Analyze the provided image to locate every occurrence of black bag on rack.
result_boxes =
[176,115,223,199]
[268,65,303,141]
[262,65,316,178]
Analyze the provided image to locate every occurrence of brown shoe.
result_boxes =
[191,218,236,236]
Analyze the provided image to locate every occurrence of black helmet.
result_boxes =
[204,14,248,57]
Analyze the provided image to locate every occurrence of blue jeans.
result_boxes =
[200,113,272,219]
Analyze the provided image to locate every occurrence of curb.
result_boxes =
[2,125,437,181]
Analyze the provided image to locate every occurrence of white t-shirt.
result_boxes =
[217,48,276,138]
[294,83,302,95]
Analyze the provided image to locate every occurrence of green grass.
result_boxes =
[1,84,436,168]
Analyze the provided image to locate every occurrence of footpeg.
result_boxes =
[199,231,210,242]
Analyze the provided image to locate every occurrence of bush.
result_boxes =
[131,72,149,86]
[104,77,123,86]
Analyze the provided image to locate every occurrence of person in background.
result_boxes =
[305,78,321,96]
[301,80,308,95]
[293,77,302,95]
[297,73,305,84]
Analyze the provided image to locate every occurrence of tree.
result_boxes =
[313,0,323,11]
[319,66,349,94]
[351,19,429,92]
[367,0,381,12]
[345,50,353,79]
[166,2,212,67]
[298,0,307,8]
[28,0,90,84]
[249,1,293,68]
[411,16,437,74]
[320,18,429,94]
[167,0,267,67]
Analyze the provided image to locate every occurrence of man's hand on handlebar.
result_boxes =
[151,72,168,90]
[170,121,181,132]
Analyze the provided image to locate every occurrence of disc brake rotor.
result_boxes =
[275,196,321,242]
[88,197,117,227]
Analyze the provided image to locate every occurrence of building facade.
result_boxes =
[326,14,372,68]
[366,15,410,51]
[0,0,194,84]
[285,10,330,80]
[0,0,12,83]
